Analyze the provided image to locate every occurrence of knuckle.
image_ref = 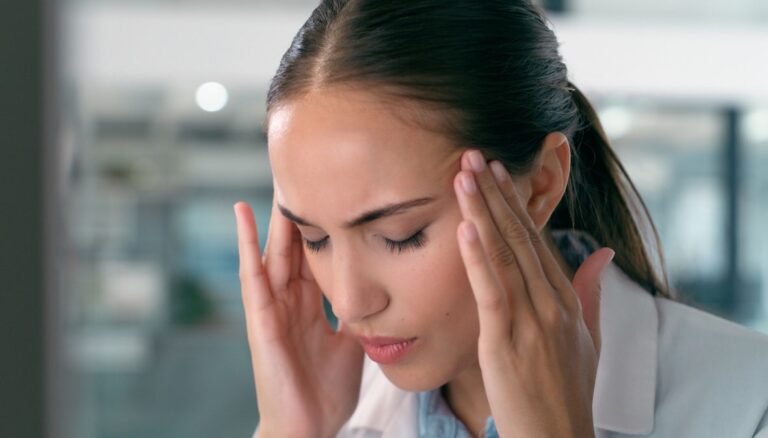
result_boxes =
[500,217,529,244]
[527,228,543,247]
[516,322,543,350]
[478,292,506,314]
[477,176,497,194]
[563,290,582,314]
[539,297,568,330]
[239,268,266,283]
[488,243,517,268]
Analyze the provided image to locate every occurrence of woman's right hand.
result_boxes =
[234,199,365,438]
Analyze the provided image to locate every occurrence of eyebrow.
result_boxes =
[278,196,437,229]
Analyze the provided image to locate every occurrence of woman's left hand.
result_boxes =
[453,149,615,438]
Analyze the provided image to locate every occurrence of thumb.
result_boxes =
[572,247,615,355]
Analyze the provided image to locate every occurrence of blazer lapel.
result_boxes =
[593,262,659,435]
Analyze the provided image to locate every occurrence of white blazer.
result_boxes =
[333,262,768,438]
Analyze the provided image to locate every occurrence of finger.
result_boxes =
[464,151,554,298]
[290,225,302,279]
[486,158,576,308]
[572,247,614,355]
[458,150,551,317]
[457,220,512,342]
[299,243,316,282]
[454,169,535,320]
[234,201,274,313]
[263,193,296,293]
[275,182,315,283]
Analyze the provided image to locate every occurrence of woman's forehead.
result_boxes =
[267,88,456,158]
[268,92,461,182]
[267,88,462,213]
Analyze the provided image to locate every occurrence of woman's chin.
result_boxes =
[377,362,449,392]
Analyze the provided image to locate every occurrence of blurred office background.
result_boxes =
[2,0,767,437]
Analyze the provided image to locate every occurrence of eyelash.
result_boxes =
[303,237,328,253]
[385,230,427,254]
[303,230,427,254]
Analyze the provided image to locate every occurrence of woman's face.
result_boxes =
[267,87,481,391]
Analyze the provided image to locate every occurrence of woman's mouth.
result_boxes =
[358,336,418,364]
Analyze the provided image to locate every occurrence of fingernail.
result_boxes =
[603,249,616,269]
[468,150,486,172]
[490,161,508,182]
[461,173,477,194]
[461,222,478,242]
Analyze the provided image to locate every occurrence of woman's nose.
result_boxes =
[328,253,388,324]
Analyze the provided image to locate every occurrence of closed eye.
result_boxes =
[384,229,426,253]
[303,236,329,253]
[303,229,427,254]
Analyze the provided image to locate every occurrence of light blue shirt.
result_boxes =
[417,389,498,438]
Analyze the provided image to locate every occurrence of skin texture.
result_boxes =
[236,86,614,437]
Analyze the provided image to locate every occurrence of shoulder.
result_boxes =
[653,296,768,435]
[655,295,768,375]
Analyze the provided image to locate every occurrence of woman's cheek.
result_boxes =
[407,225,474,314]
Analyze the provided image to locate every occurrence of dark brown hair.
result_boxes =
[266,0,672,298]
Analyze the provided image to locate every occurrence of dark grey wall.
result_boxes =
[0,0,52,436]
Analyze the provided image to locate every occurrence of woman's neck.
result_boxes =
[443,362,491,437]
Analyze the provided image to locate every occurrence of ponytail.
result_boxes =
[551,82,673,299]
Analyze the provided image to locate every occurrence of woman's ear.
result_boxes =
[522,132,571,231]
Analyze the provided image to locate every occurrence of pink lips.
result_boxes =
[358,336,418,364]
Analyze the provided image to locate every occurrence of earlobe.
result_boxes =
[525,132,571,230]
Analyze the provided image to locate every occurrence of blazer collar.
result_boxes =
[345,262,659,436]
[592,262,658,435]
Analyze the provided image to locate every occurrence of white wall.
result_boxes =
[66,4,768,106]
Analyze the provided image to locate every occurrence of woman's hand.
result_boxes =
[453,150,615,438]
[235,198,364,438]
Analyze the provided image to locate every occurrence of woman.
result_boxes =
[234,1,768,436]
